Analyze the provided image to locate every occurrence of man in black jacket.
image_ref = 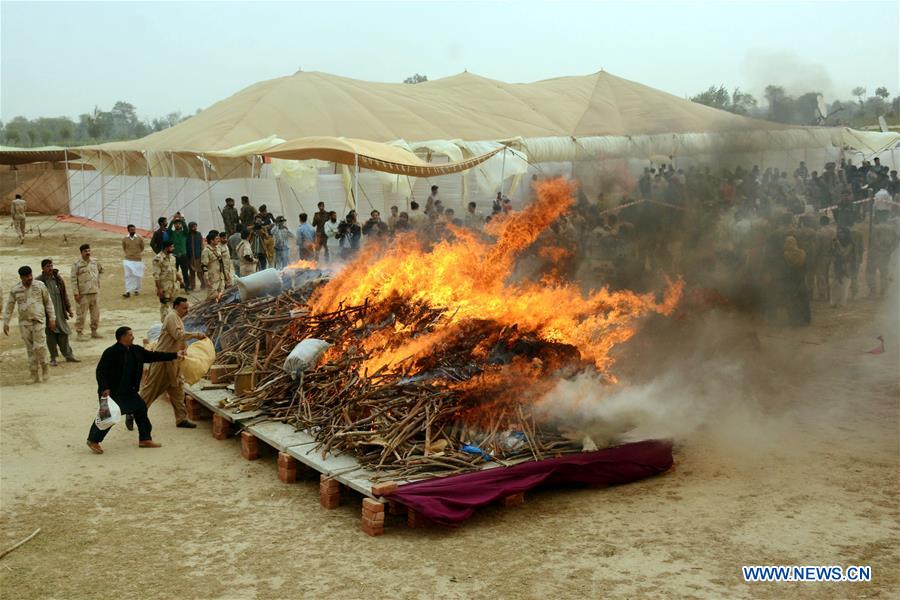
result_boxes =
[150,216,169,254]
[86,326,183,454]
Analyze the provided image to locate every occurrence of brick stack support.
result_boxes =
[212,414,231,440]
[277,452,298,483]
[240,431,259,460]
[185,396,210,421]
[361,498,385,536]
[500,492,525,507]
[407,509,429,528]
[320,475,341,509]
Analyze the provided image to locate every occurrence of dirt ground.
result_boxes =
[1,221,898,599]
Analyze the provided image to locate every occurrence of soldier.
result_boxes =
[239,195,257,229]
[70,243,103,339]
[218,230,234,281]
[236,229,257,276]
[10,194,26,244]
[136,297,206,430]
[221,197,240,236]
[201,230,231,300]
[3,265,56,383]
[37,259,79,365]
[152,240,183,322]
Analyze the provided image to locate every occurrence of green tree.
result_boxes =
[403,73,428,84]
[851,86,866,105]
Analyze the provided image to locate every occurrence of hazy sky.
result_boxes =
[2,1,898,121]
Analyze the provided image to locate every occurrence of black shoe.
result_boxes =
[125,415,134,431]
[66,356,81,363]
[176,420,197,429]
[122,292,130,298]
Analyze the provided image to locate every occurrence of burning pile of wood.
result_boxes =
[188,283,589,480]
[186,178,682,480]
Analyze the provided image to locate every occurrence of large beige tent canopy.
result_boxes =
[2,69,898,173]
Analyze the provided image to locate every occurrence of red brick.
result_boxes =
[362,498,385,513]
[361,520,384,536]
[277,466,296,484]
[277,452,297,469]
[500,492,525,507]
[212,414,230,440]
[363,512,385,525]
[370,481,398,497]
[320,492,341,509]
[320,475,341,492]
[240,431,259,460]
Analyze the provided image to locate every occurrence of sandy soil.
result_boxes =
[1,222,898,599]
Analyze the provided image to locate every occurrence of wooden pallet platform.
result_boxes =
[184,381,401,498]
[183,380,554,535]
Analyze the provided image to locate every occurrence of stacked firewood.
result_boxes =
[187,278,587,480]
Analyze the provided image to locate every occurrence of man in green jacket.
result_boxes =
[168,218,189,289]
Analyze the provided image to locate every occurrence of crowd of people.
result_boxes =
[564,157,899,326]
[3,156,898,454]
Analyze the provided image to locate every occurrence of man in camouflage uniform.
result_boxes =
[152,240,183,322]
[218,231,235,280]
[70,243,103,339]
[201,230,232,300]
[867,210,899,298]
[10,194,27,244]
[221,197,240,236]
[3,265,56,383]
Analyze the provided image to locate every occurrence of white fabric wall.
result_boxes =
[67,137,895,232]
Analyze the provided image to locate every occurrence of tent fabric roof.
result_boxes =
[0,145,74,165]
[263,136,503,176]
[93,70,782,153]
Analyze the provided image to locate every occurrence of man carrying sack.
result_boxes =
[135,297,206,430]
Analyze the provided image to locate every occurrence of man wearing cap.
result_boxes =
[236,229,257,276]
[3,265,55,383]
[71,243,103,339]
[152,240,183,321]
[272,216,294,269]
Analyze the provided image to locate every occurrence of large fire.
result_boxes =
[199,177,683,476]
[310,177,682,400]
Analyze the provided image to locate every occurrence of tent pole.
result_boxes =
[171,152,178,213]
[202,155,213,227]
[63,149,70,214]
[498,147,507,196]
[249,155,256,201]
[354,153,360,211]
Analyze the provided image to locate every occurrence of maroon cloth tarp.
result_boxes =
[386,439,673,526]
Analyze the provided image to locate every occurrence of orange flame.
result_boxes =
[286,259,319,270]
[311,177,682,379]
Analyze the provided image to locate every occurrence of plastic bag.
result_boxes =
[94,396,121,431]
[181,338,216,384]
[283,338,331,379]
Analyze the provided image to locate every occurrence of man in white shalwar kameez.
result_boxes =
[122,224,146,298]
